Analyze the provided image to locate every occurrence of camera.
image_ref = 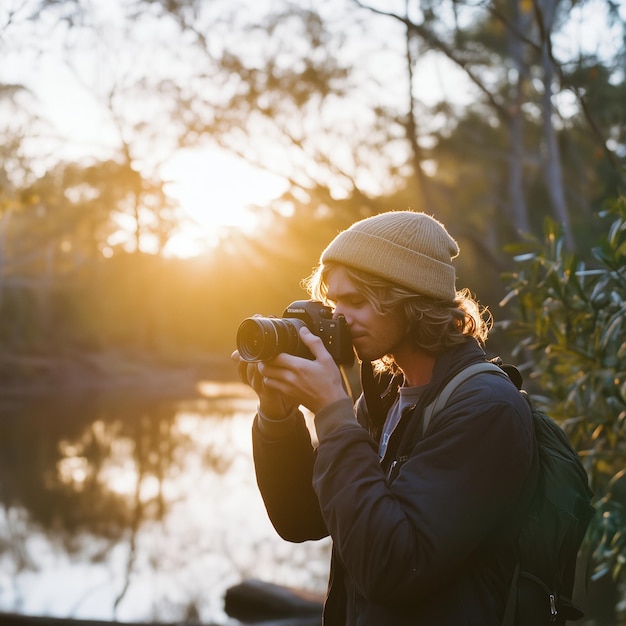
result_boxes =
[236,300,354,366]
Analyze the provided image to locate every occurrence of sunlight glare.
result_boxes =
[162,148,287,257]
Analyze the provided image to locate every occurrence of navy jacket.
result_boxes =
[252,339,536,625]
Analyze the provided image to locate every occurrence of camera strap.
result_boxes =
[360,361,401,443]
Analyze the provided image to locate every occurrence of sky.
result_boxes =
[2,0,623,257]
[0,0,507,258]
[2,0,292,257]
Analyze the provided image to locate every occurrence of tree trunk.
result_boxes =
[404,8,436,212]
[534,0,576,251]
[506,0,532,236]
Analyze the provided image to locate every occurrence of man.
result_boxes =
[232,210,536,625]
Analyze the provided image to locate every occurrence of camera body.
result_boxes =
[236,300,354,366]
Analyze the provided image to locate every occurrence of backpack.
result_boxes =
[422,361,595,626]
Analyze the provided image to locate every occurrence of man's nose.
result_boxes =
[333,306,349,323]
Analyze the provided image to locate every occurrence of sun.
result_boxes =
[161,147,287,257]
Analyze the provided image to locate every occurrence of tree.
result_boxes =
[126,0,625,319]
[1,0,625,365]
[356,0,624,248]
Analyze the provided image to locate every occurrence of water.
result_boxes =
[0,381,331,624]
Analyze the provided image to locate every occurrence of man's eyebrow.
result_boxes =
[327,287,362,300]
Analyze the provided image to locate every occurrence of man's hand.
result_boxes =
[232,327,350,415]
[231,349,297,420]
[256,327,350,414]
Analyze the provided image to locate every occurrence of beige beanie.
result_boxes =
[320,211,459,301]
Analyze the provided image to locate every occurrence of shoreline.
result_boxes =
[1,350,238,398]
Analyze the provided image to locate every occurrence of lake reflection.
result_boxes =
[0,382,331,624]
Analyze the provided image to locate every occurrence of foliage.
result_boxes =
[0,1,625,375]
[501,195,626,584]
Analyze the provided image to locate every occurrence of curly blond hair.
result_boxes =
[304,262,492,369]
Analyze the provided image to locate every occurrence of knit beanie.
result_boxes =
[320,211,459,301]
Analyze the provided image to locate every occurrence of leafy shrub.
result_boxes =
[501,196,626,584]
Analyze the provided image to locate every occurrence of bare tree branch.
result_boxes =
[352,0,511,120]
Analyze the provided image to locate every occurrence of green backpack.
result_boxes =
[422,361,595,626]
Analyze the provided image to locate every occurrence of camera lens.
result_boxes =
[236,317,305,362]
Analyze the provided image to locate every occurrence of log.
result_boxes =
[0,579,323,626]
[224,579,323,624]
[0,615,204,626]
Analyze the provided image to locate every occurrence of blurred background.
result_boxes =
[0,0,625,623]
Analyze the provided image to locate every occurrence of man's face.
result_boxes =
[325,266,406,362]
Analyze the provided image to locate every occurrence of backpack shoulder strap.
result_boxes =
[422,361,506,435]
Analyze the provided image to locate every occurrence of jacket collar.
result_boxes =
[427,338,488,401]
[359,338,488,438]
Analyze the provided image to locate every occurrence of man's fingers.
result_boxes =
[298,327,329,360]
